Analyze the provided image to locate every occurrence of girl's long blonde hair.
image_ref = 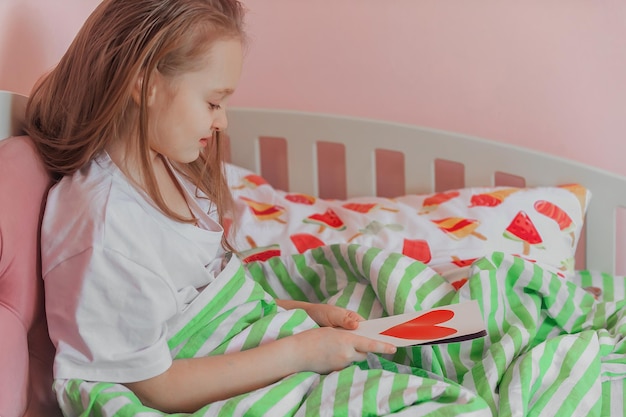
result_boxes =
[26,0,246,251]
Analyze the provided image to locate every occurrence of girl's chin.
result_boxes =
[170,151,201,164]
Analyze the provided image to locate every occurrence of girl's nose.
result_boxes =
[212,110,228,132]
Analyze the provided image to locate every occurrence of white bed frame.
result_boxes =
[226,107,626,275]
[2,91,624,274]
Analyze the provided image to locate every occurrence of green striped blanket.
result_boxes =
[54,244,626,416]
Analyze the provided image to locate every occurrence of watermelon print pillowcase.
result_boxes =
[225,164,590,287]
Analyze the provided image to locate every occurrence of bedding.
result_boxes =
[54,244,625,416]
[225,165,591,288]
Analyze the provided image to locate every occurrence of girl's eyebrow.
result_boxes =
[214,88,235,96]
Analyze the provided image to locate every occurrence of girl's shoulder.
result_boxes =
[46,154,142,224]
[41,154,159,264]
[48,152,161,219]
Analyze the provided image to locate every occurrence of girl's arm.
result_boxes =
[125,327,396,413]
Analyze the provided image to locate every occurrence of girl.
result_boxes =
[25,0,397,414]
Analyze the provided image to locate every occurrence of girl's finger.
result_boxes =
[354,336,397,355]
[340,311,361,330]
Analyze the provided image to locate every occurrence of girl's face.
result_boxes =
[148,38,243,164]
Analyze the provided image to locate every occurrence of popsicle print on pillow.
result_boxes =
[226,164,590,287]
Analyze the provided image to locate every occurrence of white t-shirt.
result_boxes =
[42,152,228,383]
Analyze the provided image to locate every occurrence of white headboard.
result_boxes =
[0,90,27,139]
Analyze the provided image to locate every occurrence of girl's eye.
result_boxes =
[209,103,221,110]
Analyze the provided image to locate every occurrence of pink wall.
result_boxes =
[1,1,624,178]
[0,0,99,95]
[1,1,624,271]
[233,0,626,178]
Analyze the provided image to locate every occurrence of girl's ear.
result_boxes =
[131,73,157,106]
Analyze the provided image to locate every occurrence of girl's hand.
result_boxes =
[305,303,364,330]
[289,327,397,374]
[276,300,364,329]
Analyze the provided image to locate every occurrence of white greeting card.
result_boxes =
[349,300,486,347]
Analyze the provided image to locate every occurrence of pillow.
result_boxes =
[225,164,590,287]
[0,136,60,416]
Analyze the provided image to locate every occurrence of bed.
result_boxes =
[2,88,626,416]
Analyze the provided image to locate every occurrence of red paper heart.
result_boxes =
[380,309,457,340]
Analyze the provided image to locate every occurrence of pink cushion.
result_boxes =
[0,136,61,417]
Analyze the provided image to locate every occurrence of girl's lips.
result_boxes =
[199,138,209,147]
